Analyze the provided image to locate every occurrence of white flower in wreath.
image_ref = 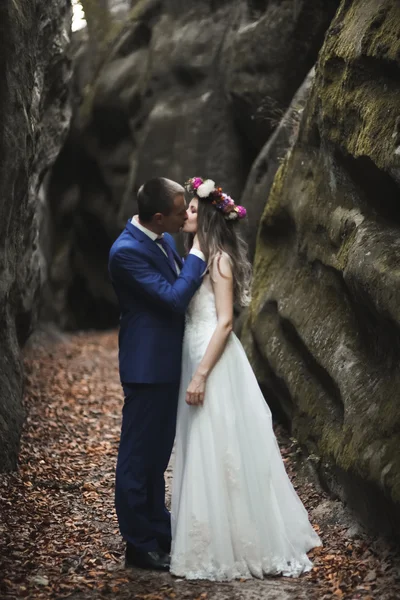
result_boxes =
[227,210,238,220]
[197,179,216,198]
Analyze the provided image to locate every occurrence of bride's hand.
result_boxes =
[186,374,206,406]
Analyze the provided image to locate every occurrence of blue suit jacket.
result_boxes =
[108,220,206,384]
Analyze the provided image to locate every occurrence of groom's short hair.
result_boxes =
[137,178,185,222]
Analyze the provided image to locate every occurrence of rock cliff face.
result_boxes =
[0,0,71,470]
[46,0,338,328]
[242,68,315,260]
[243,0,400,534]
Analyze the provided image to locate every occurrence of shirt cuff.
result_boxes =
[189,248,206,262]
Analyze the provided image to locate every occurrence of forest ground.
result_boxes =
[1,328,400,600]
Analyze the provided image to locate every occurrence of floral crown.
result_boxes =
[185,177,247,221]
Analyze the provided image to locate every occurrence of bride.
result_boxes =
[170,177,321,581]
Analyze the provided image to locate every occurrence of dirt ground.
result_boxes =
[1,328,400,600]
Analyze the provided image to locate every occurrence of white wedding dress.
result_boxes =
[170,280,321,581]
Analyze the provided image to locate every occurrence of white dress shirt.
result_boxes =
[131,216,205,273]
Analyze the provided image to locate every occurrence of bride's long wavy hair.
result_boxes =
[186,197,252,306]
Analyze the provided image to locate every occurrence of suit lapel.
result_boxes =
[170,245,183,270]
[155,240,179,278]
[125,220,178,279]
[126,220,160,257]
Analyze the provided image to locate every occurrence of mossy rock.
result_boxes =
[244,0,400,535]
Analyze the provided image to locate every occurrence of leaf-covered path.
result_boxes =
[1,329,400,600]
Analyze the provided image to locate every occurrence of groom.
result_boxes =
[108,177,206,571]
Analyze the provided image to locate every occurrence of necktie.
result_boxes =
[156,237,177,274]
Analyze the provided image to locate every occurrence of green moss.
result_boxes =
[249,160,290,320]
[335,229,357,271]
[249,251,275,324]
[260,159,289,230]
[313,1,400,170]
[318,72,399,169]
[244,0,400,510]
[339,1,400,62]
[309,403,400,504]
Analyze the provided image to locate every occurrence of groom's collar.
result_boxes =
[125,218,182,274]
[130,216,162,241]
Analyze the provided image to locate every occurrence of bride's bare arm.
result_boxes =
[186,253,234,406]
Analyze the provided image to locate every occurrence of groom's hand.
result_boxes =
[186,374,206,406]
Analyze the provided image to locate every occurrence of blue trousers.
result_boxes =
[115,382,179,551]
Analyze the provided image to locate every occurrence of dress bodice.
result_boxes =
[185,282,217,331]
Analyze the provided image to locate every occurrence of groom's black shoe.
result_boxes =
[157,537,171,554]
[125,543,170,571]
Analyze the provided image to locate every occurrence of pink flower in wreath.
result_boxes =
[236,205,247,219]
[192,177,203,190]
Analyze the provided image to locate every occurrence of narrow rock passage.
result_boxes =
[1,329,399,600]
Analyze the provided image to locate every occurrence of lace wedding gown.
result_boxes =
[170,281,321,581]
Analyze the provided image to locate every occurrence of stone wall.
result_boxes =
[243,0,400,535]
[46,0,338,328]
[0,0,72,470]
